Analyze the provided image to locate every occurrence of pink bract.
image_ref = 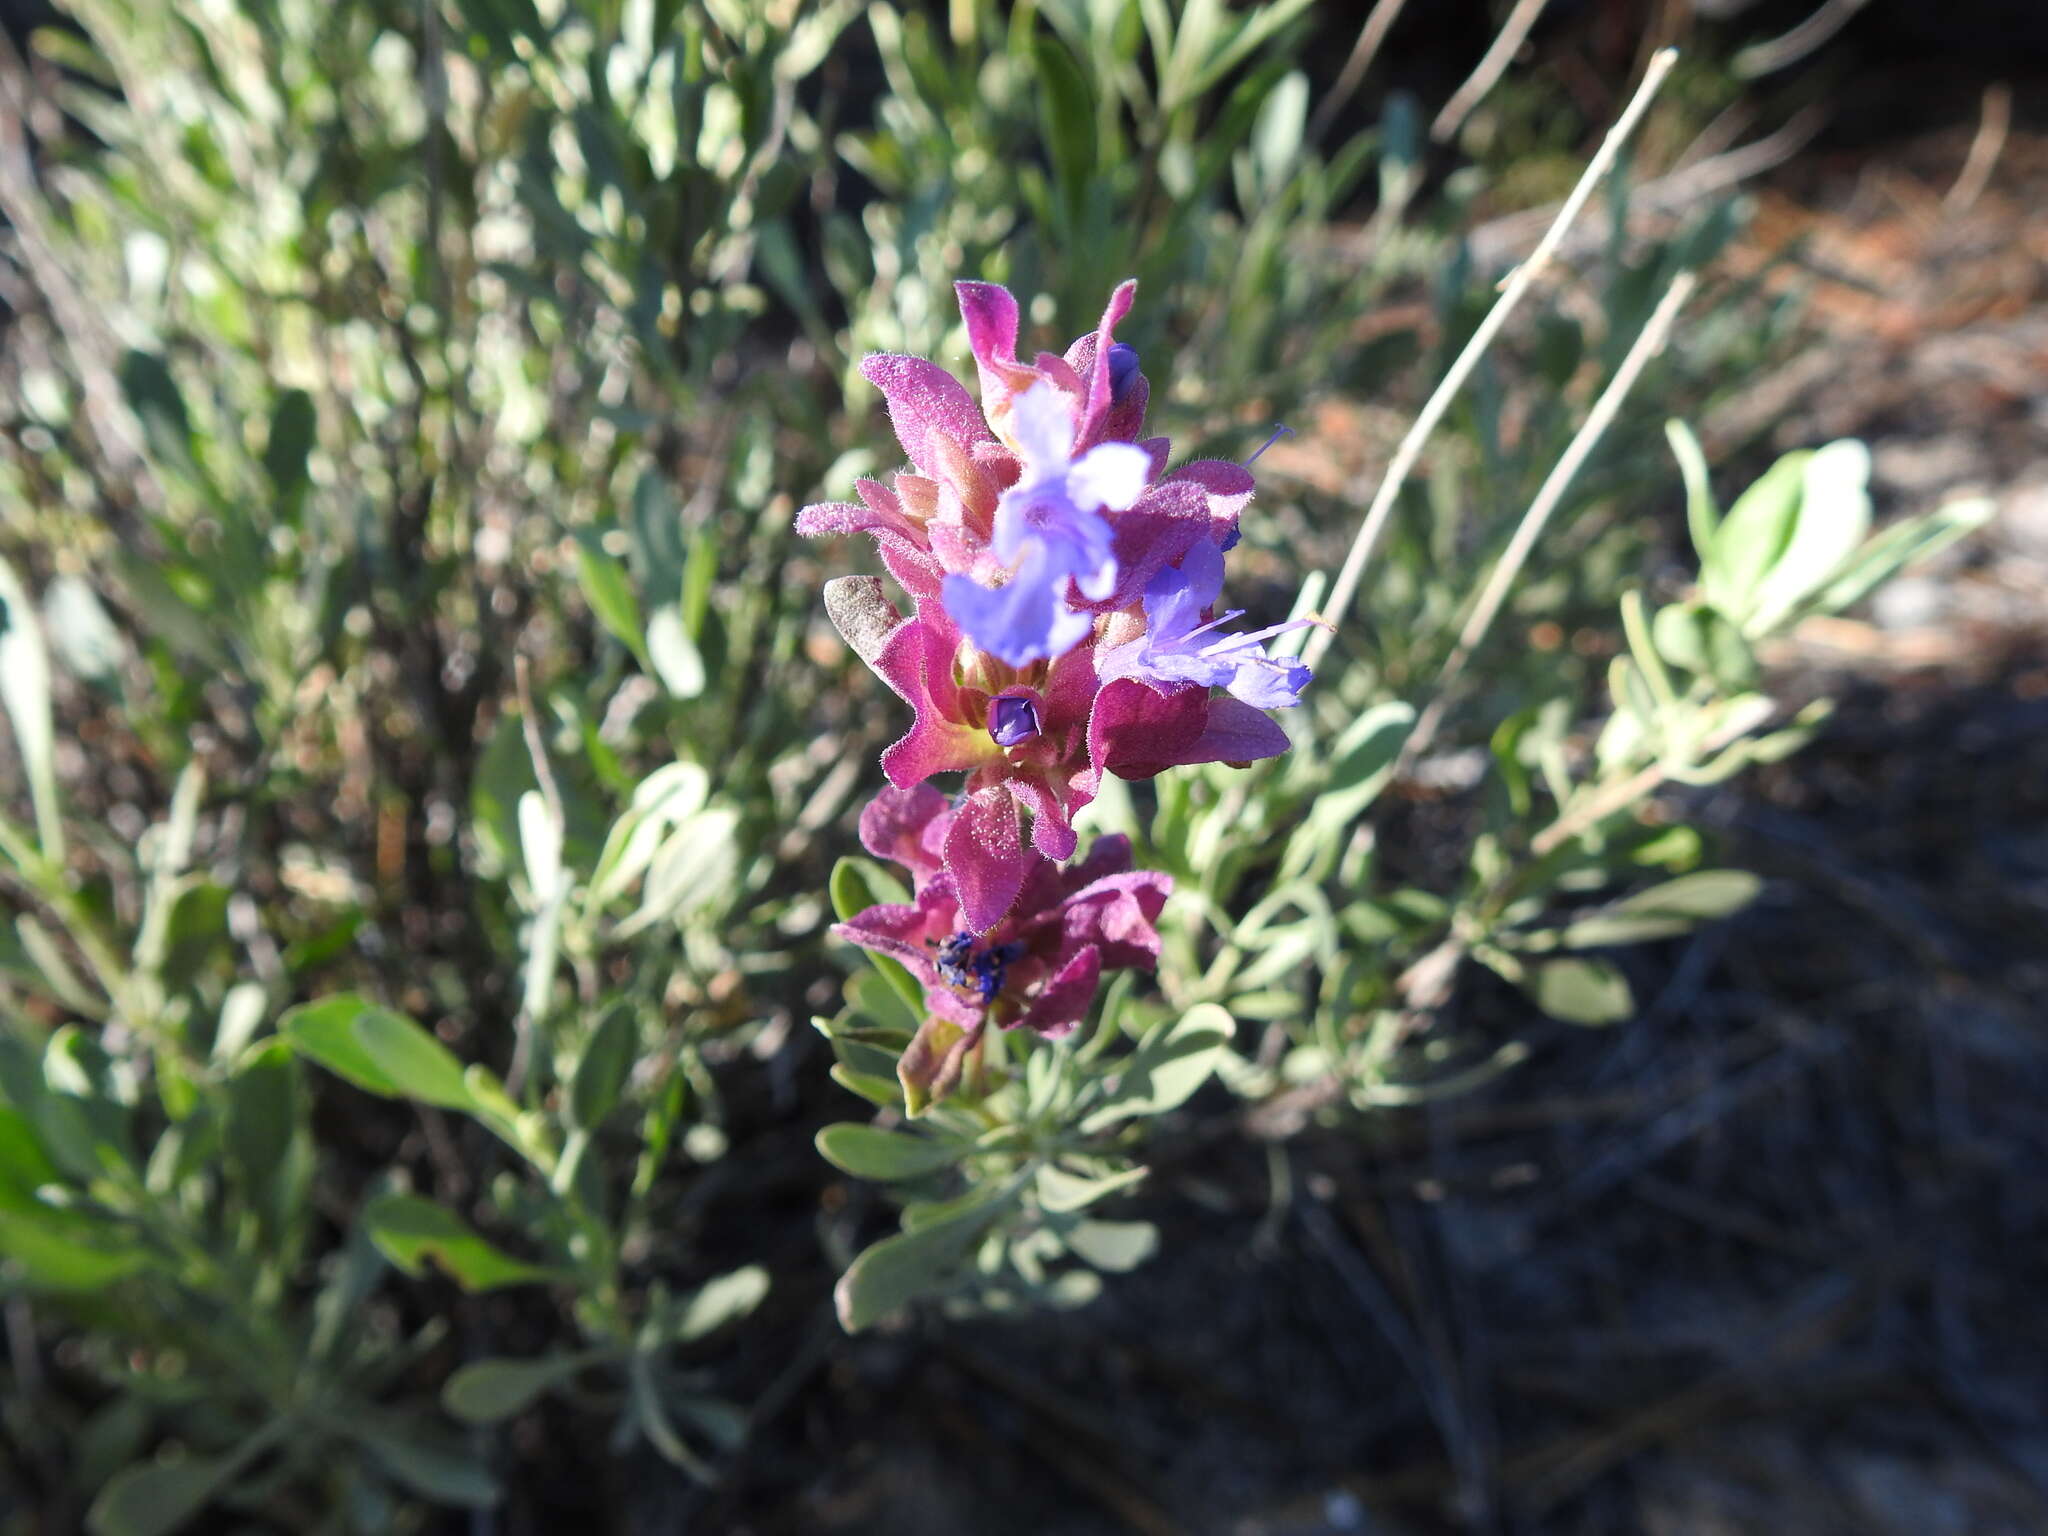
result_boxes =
[835,785,1172,1109]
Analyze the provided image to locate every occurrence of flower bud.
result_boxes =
[989,693,1041,747]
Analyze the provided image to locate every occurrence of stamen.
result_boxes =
[1244,423,1293,467]
[937,932,1027,1003]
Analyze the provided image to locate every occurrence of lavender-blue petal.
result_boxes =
[944,553,1092,667]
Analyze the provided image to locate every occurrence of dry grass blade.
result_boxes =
[1431,0,1555,144]
[1402,269,1700,767]
[1302,46,1681,676]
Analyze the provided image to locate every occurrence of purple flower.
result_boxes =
[1098,538,1317,710]
[943,381,1151,666]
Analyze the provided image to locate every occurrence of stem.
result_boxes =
[1529,695,1773,857]
[1301,46,1680,675]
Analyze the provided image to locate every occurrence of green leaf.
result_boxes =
[1033,34,1096,212]
[442,1352,608,1424]
[1252,69,1308,193]
[1066,1219,1158,1273]
[645,605,705,698]
[517,790,562,898]
[362,1193,562,1291]
[1036,1161,1146,1213]
[0,556,61,860]
[1810,496,1993,616]
[354,1002,490,1113]
[576,533,648,665]
[569,1004,637,1130]
[671,1395,749,1452]
[1319,700,1414,826]
[815,1122,963,1181]
[1079,1004,1235,1133]
[1559,870,1763,949]
[109,549,228,668]
[1530,958,1634,1025]
[1664,419,1719,563]
[828,1064,901,1107]
[281,995,477,1111]
[0,1106,60,1193]
[116,350,194,471]
[1650,600,1757,692]
[665,1264,769,1343]
[828,855,910,921]
[87,1444,253,1536]
[1749,439,1872,632]
[834,1182,1022,1332]
[845,968,920,1036]
[1709,448,1809,622]
[0,1202,153,1291]
[825,1026,907,1086]
[14,914,100,1016]
[212,982,267,1063]
[279,996,407,1098]
[628,469,687,602]
[222,1040,300,1195]
[828,858,922,1014]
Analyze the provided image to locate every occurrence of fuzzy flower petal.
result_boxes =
[948,382,1151,664]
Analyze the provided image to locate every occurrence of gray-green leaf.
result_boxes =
[815,1122,962,1181]
[1531,958,1634,1025]
[443,1352,608,1424]
[362,1193,562,1291]
[1559,870,1763,949]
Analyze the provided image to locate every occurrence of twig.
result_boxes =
[1529,695,1774,857]
[1402,270,1699,767]
[1943,82,2011,215]
[1431,0,1555,144]
[1732,0,1872,79]
[1305,0,1413,149]
[1301,47,1680,675]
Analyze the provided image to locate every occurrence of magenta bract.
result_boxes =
[835,785,1171,1109]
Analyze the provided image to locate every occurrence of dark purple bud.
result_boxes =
[989,694,1041,747]
[1107,343,1142,403]
[1219,522,1242,552]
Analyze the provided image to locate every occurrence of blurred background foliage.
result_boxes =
[0,0,2026,1530]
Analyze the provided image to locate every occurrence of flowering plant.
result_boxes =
[802,278,1312,1109]
[802,279,1313,1326]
